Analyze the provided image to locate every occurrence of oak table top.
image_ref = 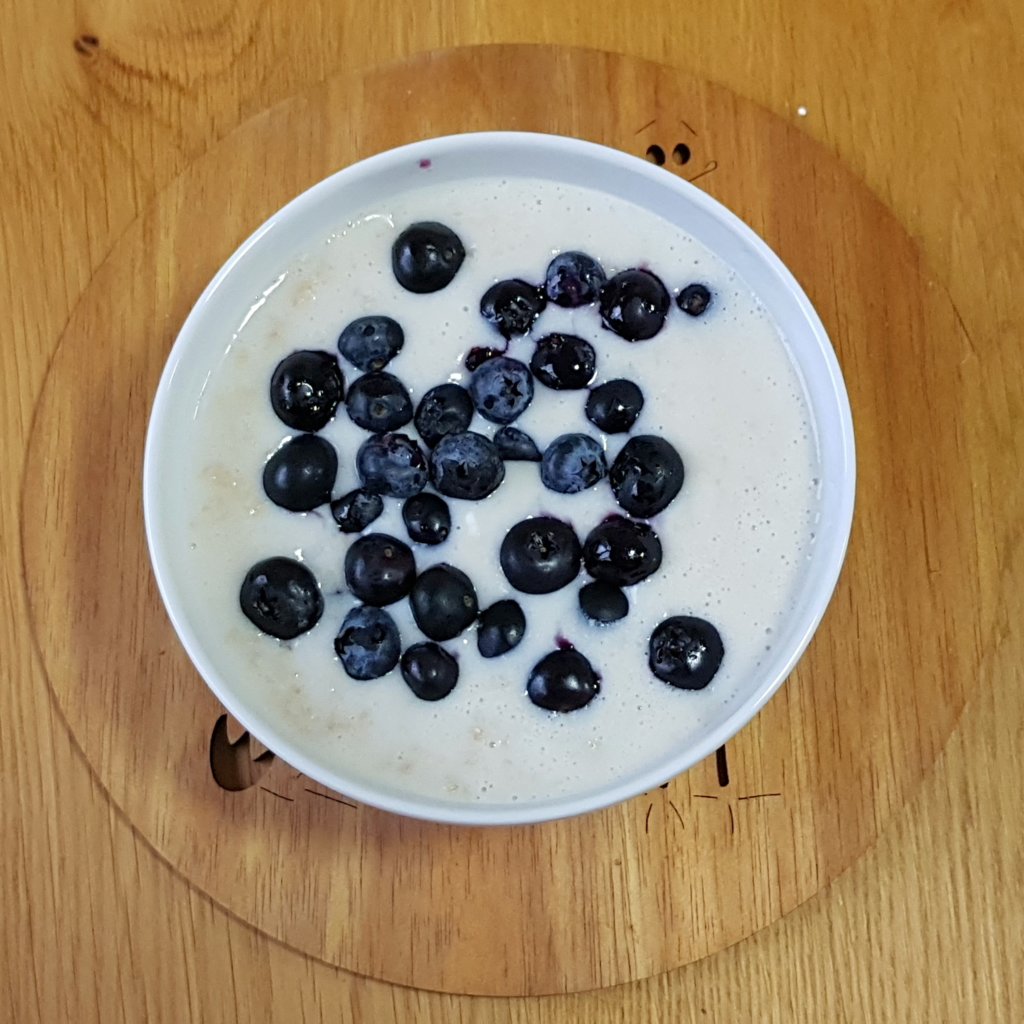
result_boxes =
[2,3,1022,1022]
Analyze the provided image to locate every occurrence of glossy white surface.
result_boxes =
[144,133,855,825]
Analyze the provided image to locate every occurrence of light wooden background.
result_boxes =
[2,3,1022,1022]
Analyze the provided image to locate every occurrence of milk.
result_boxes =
[165,176,821,805]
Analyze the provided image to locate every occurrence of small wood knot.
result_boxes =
[73,35,100,56]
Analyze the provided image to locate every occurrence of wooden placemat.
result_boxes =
[21,45,976,997]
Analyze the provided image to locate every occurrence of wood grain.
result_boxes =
[20,48,975,997]
[3,5,1023,1022]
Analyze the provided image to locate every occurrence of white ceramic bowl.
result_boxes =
[144,131,855,825]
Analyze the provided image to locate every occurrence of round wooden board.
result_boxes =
[22,45,978,997]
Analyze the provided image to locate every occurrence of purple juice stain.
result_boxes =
[418,158,432,169]
[555,635,574,651]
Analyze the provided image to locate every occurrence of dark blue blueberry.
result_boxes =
[578,581,628,624]
[402,492,451,546]
[414,382,474,448]
[269,350,345,432]
[544,251,607,308]
[392,221,465,293]
[429,431,505,500]
[527,649,600,712]
[262,434,337,511]
[476,599,527,658]
[330,488,383,533]
[345,371,413,433]
[499,517,582,595]
[338,315,404,372]
[609,434,684,517]
[530,333,597,390]
[400,642,459,701]
[676,283,712,317]
[468,356,534,424]
[344,533,416,606]
[464,346,503,372]
[585,379,644,433]
[334,606,401,680]
[480,279,546,339]
[648,616,723,689]
[356,432,429,498]
[540,433,608,494]
[239,557,323,640]
[583,515,662,586]
[600,269,671,340]
[494,425,541,462]
[409,564,478,641]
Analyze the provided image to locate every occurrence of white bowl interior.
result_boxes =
[144,132,855,825]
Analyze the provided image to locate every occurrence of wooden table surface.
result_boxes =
[2,2,1021,1021]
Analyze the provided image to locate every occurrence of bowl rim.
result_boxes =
[143,130,856,826]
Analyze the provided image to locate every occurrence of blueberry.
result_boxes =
[494,425,541,462]
[345,371,413,433]
[429,431,505,500]
[480,279,546,339]
[356,432,429,498]
[609,435,685,517]
[600,269,671,340]
[585,379,644,433]
[530,334,597,390]
[676,283,712,317]
[583,515,662,586]
[579,581,628,624]
[392,221,465,293]
[400,642,459,701]
[409,564,478,641]
[330,488,384,533]
[262,434,337,511]
[239,557,323,640]
[334,606,401,680]
[269,350,345,432]
[464,346,502,372]
[500,516,582,595]
[344,533,416,606]
[527,649,600,712]
[468,356,534,424]
[402,492,451,546]
[648,616,724,689]
[476,599,527,658]
[414,382,474,448]
[544,251,607,307]
[540,433,608,494]
[338,315,404,371]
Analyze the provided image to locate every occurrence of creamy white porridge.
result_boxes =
[161,175,821,805]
